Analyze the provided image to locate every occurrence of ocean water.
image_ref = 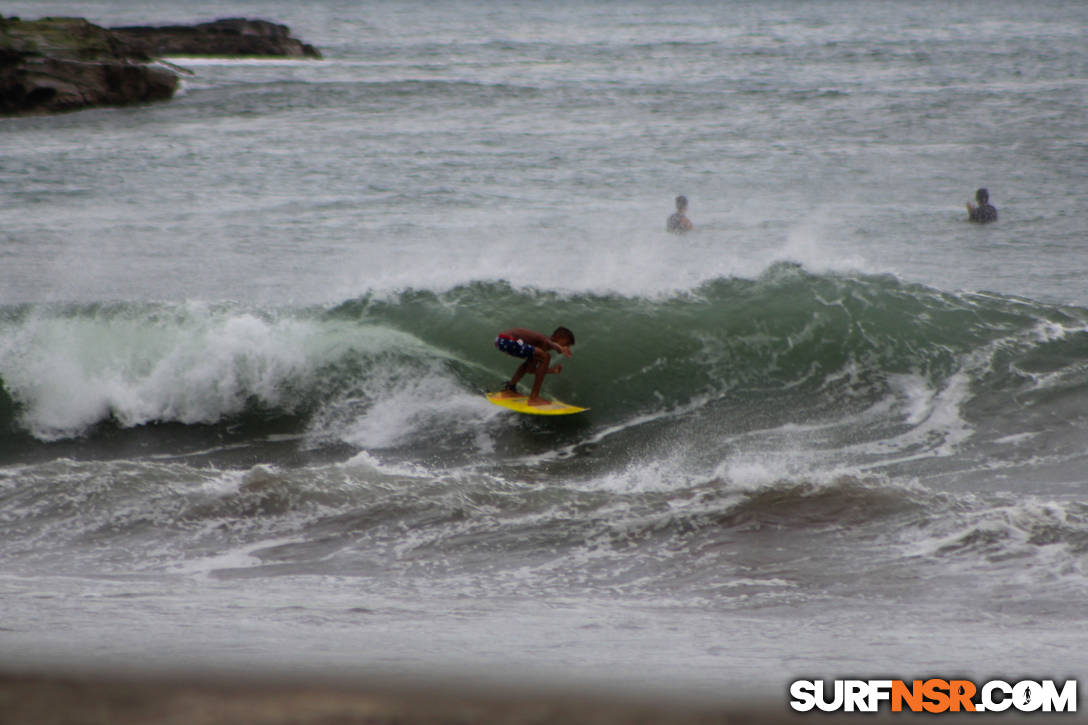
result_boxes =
[2,0,1088,700]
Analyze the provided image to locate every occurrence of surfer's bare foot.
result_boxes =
[527,397,549,406]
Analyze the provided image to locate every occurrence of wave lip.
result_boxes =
[2,266,1087,478]
[0,305,310,440]
[0,302,427,443]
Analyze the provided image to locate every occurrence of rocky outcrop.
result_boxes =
[0,15,321,116]
[0,15,177,115]
[0,54,178,114]
[110,18,322,59]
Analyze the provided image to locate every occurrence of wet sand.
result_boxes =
[0,668,1011,724]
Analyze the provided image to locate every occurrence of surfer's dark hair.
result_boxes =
[553,326,575,345]
[976,188,989,203]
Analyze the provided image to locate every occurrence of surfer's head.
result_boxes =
[675,195,688,211]
[976,188,989,204]
[552,327,575,347]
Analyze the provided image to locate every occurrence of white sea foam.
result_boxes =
[0,306,439,440]
[340,376,490,450]
[899,495,1088,593]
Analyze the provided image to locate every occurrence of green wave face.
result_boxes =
[2,264,1087,460]
[342,263,1088,418]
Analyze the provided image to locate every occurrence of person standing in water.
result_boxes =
[967,188,998,224]
[667,195,694,233]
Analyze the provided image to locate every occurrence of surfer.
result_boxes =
[666,195,694,233]
[966,188,997,224]
[495,327,575,405]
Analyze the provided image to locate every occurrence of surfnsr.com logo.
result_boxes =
[789,679,1078,713]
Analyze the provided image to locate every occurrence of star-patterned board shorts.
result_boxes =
[495,333,535,360]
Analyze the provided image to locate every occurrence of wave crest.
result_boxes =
[1,266,1086,454]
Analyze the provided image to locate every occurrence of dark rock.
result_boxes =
[0,15,321,116]
[0,15,177,115]
[110,18,322,59]
[1,55,177,114]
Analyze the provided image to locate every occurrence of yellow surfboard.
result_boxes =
[486,391,588,416]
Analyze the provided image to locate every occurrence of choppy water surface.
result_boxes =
[2,0,1087,697]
